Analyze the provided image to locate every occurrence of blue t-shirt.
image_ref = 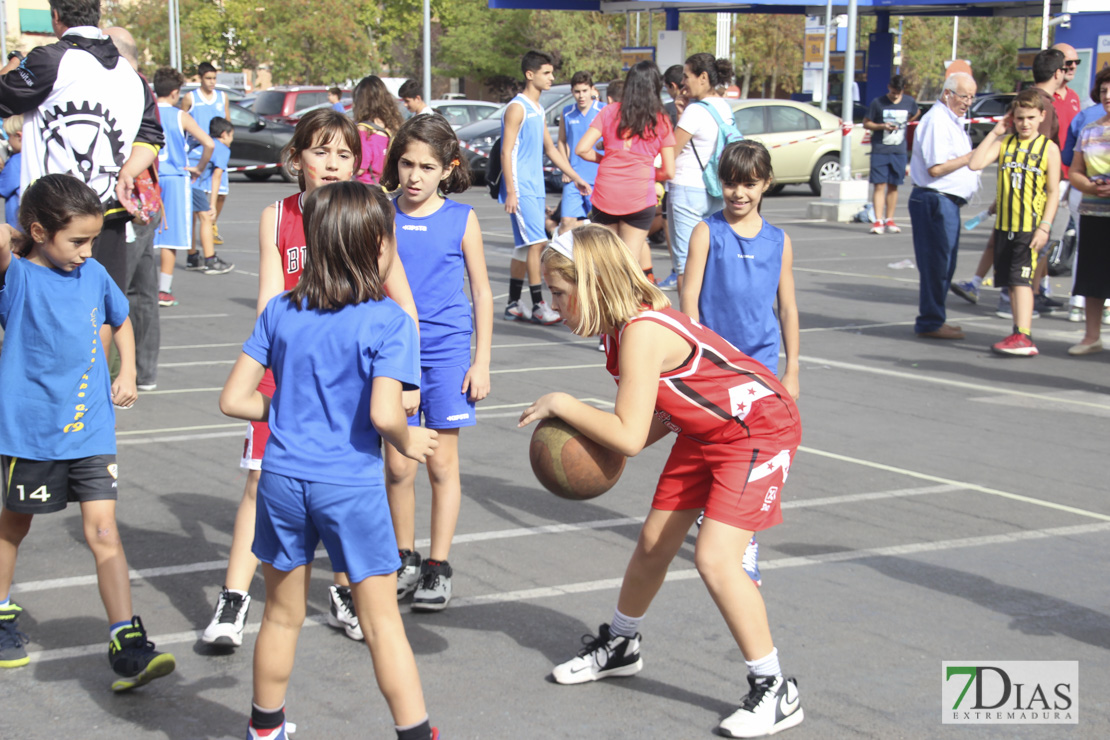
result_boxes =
[499,94,546,201]
[0,257,129,460]
[697,212,785,374]
[867,94,918,155]
[157,103,189,177]
[393,198,473,367]
[0,151,20,226]
[242,293,420,486]
[193,141,230,193]
[563,100,603,183]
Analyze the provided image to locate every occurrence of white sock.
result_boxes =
[971,275,983,289]
[159,272,173,293]
[610,608,643,638]
[746,647,781,678]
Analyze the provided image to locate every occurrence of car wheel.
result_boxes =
[768,184,786,196]
[280,160,297,183]
[244,170,272,182]
[809,154,841,195]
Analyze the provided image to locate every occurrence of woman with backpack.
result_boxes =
[667,53,740,294]
[352,75,405,186]
[574,61,675,282]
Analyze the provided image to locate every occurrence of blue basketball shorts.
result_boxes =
[154,175,192,250]
[407,363,477,429]
[510,193,547,254]
[192,187,213,213]
[253,470,401,582]
[869,151,907,186]
[561,182,592,220]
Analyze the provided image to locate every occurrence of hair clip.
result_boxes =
[450,158,460,167]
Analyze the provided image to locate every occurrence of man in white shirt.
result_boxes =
[908,72,980,339]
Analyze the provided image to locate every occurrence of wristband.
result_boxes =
[7,51,22,62]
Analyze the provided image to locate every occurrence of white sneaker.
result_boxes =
[396,549,422,600]
[1103,307,1110,326]
[503,300,531,322]
[551,624,643,685]
[327,585,363,641]
[1068,306,1084,323]
[201,588,250,647]
[718,675,804,738]
[530,300,562,325]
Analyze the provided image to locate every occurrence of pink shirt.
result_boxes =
[590,103,675,215]
[357,124,389,185]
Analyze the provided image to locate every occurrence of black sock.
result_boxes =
[509,278,524,304]
[396,718,433,740]
[530,284,544,307]
[250,704,284,731]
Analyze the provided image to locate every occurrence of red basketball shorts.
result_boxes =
[652,432,799,532]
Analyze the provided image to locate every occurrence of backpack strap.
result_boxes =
[689,100,736,172]
[358,121,390,138]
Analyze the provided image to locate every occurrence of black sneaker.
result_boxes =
[0,602,30,668]
[203,255,235,275]
[185,252,204,271]
[411,560,452,612]
[551,623,643,684]
[396,549,422,600]
[108,616,176,692]
[718,675,804,737]
[1034,293,1065,315]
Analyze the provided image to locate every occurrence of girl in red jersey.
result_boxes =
[201,109,420,649]
[519,225,804,739]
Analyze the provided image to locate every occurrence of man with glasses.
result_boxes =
[1052,43,1083,175]
[908,72,979,340]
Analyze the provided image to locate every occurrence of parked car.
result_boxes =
[252,86,352,123]
[456,82,609,187]
[728,99,870,194]
[226,102,297,182]
[179,83,247,105]
[419,99,501,129]
[967,93,1015,146]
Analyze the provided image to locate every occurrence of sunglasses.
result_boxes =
[1064,60,1081,68]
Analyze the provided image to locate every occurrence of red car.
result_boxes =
[252,86,351,123]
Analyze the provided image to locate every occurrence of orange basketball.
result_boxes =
[529,418,626,500]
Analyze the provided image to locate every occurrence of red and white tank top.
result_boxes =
[603,307,800,446]
[275,192,307,291]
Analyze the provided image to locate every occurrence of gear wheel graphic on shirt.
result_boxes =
[40,101,126,200]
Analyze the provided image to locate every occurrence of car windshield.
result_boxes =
[539,90,565,110]
[253,91,286,117]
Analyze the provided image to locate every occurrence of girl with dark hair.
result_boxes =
[668,53,737,293]
[221,181,440,740]
[575,60,675,278]
[379,114,492,611]
[0,174,177,691]
[353,75,405,185]
[202,108,420,652]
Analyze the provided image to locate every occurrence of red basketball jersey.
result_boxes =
[275,192,307,290]
[603,307,801,446]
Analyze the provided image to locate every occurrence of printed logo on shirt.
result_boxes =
[738,254,754,259]
[446,413,470,422]
[727,381,775,420]
[401,225,428,232]
[40,101,126,201]
[286,245,306,274]
[654,410,682,434]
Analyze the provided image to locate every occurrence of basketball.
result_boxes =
[529,418,626,500]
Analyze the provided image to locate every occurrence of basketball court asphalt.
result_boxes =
[4,171,1107,739]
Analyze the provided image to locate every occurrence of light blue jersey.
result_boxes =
[186,88,226,150]
[563,100,603,183]
[499,93,546,201]
[157,103,189,177]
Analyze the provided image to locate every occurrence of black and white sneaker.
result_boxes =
[108,616,176,692]
[718,675,804,738]
[396,549,422,600]
[201,588,251,647]
[411,560,452,612]
[551,623,643,685]
[327,585,363,641]
[185,252,204,271]
[203,255,235,275]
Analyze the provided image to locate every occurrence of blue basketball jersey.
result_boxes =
[186,88,225,150]
[157,103,189,177]
[499,93,545,201]
[698,212,785,374]
[393,198,474,367]
[563,100,603,183]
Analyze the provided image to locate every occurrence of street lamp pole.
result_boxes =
[423,0,431,103]
[840,0,857,180]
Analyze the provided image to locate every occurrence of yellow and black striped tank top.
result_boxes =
[994,134,1049,233]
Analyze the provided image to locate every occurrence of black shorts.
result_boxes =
[2,455,118,514]
[590,204,656,232]
[993,229,1037,289]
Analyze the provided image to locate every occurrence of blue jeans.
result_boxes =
[909,187,962,333]
[667,183,722,274]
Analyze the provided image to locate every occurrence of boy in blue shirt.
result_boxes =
[0,115,22,227]
[187,117,234,275]
[556,71,603,233]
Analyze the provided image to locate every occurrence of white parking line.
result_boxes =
[24,519,1110,665]
[158,360,236,368]
[157,313,230,320]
